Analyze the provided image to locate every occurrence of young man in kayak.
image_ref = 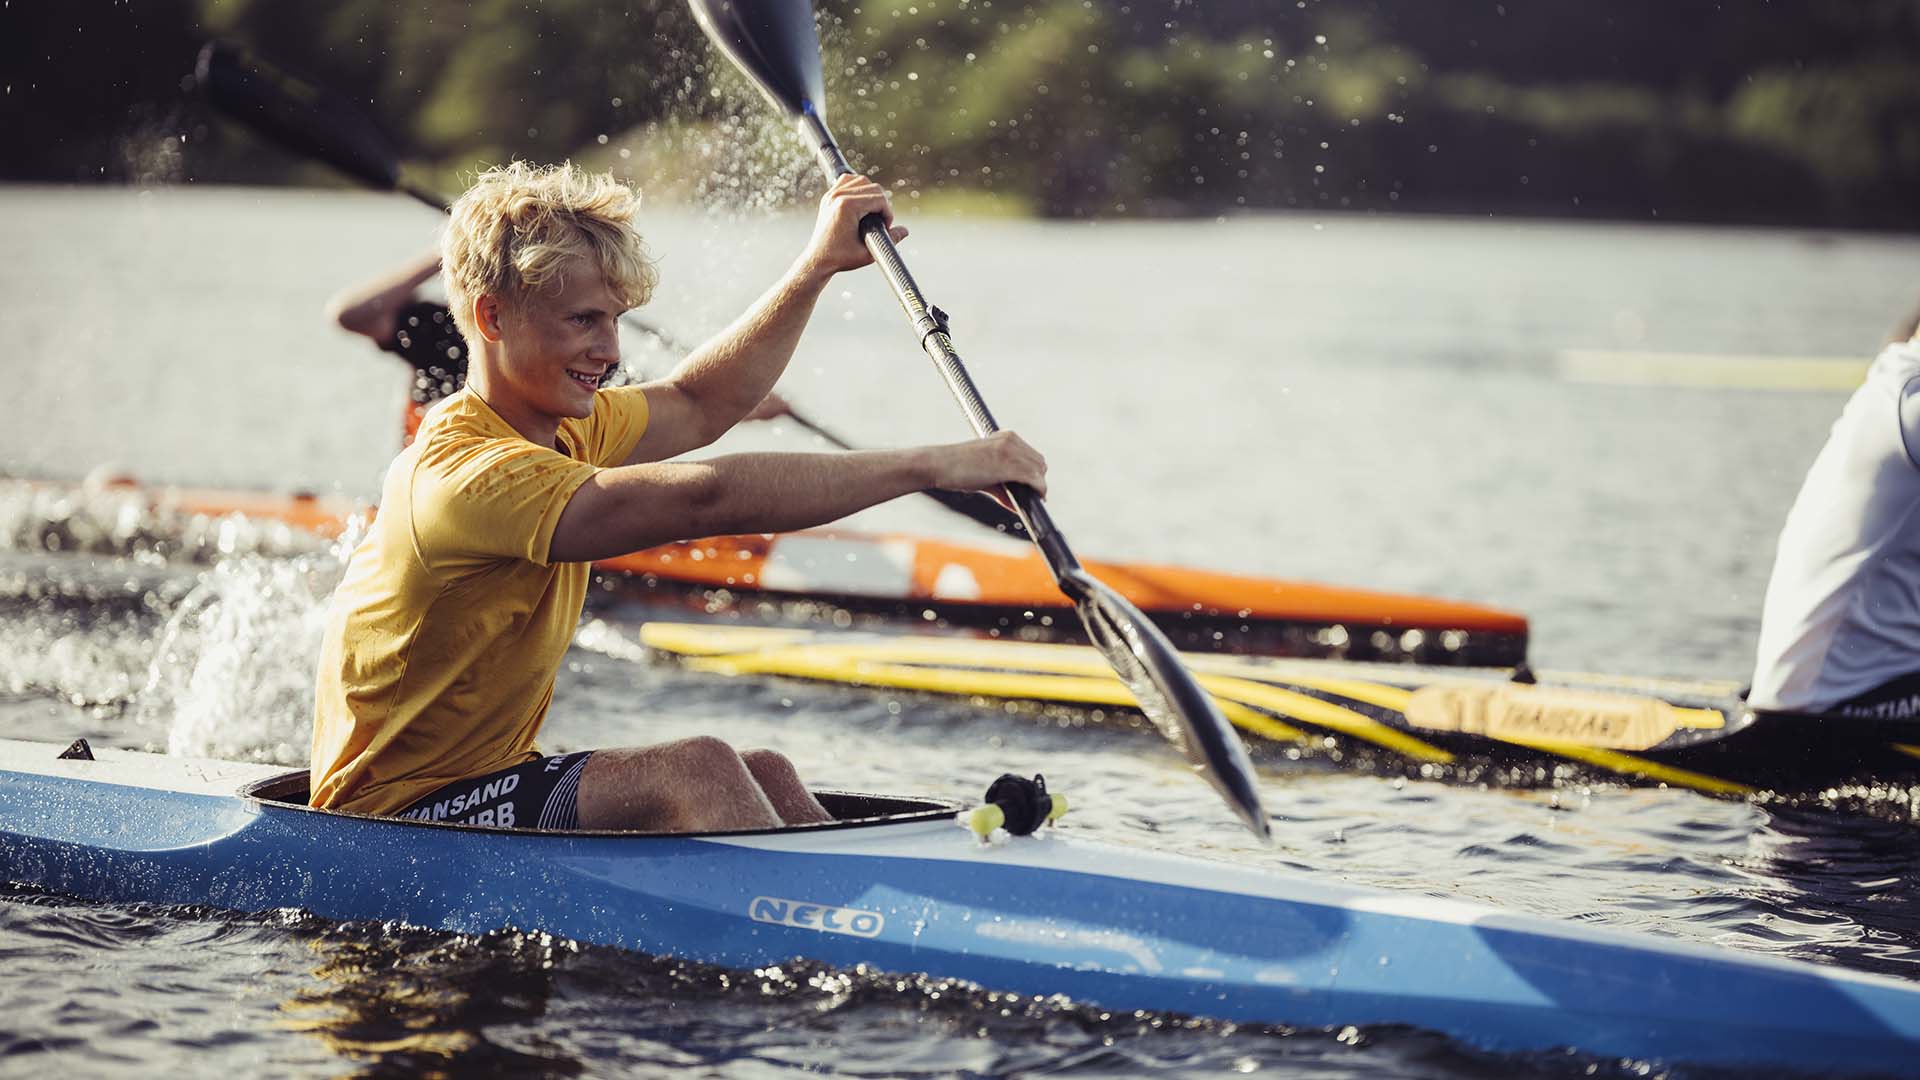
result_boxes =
[1749,295,1920,720]
[310,162,1047,831]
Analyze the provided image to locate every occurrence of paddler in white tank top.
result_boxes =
[1750,300,1920,718]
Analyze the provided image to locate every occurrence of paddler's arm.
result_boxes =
[619,174,907,466]
[326,252,442,344]
[548,433,1045,564]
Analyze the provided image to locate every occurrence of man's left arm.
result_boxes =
[621,174,907,465]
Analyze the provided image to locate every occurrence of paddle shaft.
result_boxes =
[798,113,1080,584]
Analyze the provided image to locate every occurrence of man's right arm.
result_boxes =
[548,431,1045,563]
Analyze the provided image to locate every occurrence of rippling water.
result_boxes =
[4,186,1920,1077]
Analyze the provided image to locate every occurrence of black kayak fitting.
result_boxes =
[984,773,1056,836]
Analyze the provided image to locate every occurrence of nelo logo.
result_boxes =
[749,896,885,938]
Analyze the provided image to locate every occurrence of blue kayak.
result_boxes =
[2,737,1917,1075]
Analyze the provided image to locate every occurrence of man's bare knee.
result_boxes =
[741,748,800,782]
[740,748,832,825]
[577,738,777,832]
[662,735,749,778]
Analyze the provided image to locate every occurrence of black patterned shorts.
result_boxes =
[395,751,592,830]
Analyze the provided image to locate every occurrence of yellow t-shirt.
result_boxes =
[309,386,649,814]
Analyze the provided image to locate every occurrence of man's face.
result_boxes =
[489,259,625,422]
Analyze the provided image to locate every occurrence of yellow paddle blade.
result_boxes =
[1403,683,1724,752]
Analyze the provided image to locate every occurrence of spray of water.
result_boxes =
[118,102,191,189]
[133,526,360,765]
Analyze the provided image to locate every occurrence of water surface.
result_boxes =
[3,186,1919,1077]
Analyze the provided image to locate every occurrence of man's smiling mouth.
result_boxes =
[567,369,603,389]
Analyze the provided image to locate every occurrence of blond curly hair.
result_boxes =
[442,161,658,341]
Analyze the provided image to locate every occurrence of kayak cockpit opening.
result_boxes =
[239,770,965,835]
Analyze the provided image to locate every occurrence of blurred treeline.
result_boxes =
[5,0,1917,227]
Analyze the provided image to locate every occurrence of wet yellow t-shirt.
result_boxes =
[310,386,649,814]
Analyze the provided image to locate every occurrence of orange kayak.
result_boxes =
[14,473,1528,665]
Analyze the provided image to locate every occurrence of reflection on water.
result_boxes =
[10,882,1644,1079]
[281,926,584,1075]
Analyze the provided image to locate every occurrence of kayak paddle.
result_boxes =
[193,41,446,214]
[192,39,1027,539]
[686,0,1270,839]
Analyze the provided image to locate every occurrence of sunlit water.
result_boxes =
[3,185,1920,1077]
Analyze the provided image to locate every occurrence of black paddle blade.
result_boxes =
[686,0,828,119]
[1066,569,1270,839]
[194,40,403,192]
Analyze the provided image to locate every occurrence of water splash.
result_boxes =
[133,540,353,765]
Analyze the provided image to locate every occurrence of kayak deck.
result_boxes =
[3,738,1920,1076]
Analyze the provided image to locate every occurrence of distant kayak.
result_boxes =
[638,621,1920,810]
[4,475,1528,665]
